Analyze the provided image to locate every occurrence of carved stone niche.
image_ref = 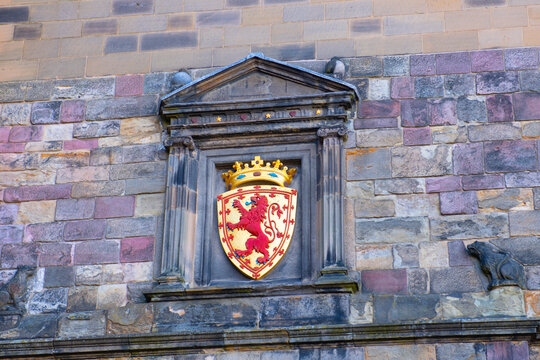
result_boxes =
[145,54,359,302]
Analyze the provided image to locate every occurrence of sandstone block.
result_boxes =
[430,267,484,293]
[390,77,414,99]
[374,178,424,195]
[28,288,68,314]
[447,240,473,266]
[391,145,452,177]
[365,344,436,360]
[52,78,115,100]
[75,265,102,285]
[430,213,508,240]
[73,120,120,139]
[0,103,31,125]
[56,166,108,184]
[395,194,439,217]
[71,181,125,198]
[40,243,72,267]
[1,243,38,268]
[74,240,119,265]
[453,142,483,175]
[86,96,158,120]
[107,303,153,334]
[401,99,429,127]
[436,52,471,74]
[17,200,55,224]
[403,127,431,145]
[350,56,382,77]
[408,268,428,294]
[0,225,23,244]
[8,125,42,142]
[505,172,540,187]
[441,288,525,319]
[356,216,429,243]
[134,193,164,216]
[355,198,395,218]
[67,286,97,312]
[491,236,540,265]
[393,244,419,268]
[115,75,143,97]
[478,189,533,212]
[0,204,18,225]
[346,148,391,180]
[58,311,106,338]
[356,128,402,148]
[419,241,449,267]
[56,198,95,221]
[355,244,393,270]
[44,265,74,287]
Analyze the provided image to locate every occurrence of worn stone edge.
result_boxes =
[0,320,539,358]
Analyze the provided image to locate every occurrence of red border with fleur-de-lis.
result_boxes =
[217,185,297,280]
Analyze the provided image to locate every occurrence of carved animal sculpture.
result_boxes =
[227,194,272,265]
[0,265,36,313]
[466,241,526,290]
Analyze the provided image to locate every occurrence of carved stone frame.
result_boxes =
[146,54,359,301]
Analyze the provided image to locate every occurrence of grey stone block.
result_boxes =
[350,56,382,77]
[490,237,540,266]
[73,120,120,139]
[393,244,419,268]
[56,198,95,220]
[125,177,166,194]
[527,266,540,289]
[30,101,61,124]
[140,31,197,51]
[520,70,540,92]
[535,188,540,210]
[105,216,156,238]
[13,314,57,338]
[414,76,444,98]
[0,82,26,102]
[391,145,452,177]
[82,19,117,35]
[25,222,64,243]
[407,268,428,294]
[383,56,409,76]
[28,288,68,313]
[373,295,439,324]
[430,267,484,293]
[509,210,540,236]
[58,311,106,338]
[350,18,381,34]
[109,161,166,180]
[196,10,240,27]
[53,78,115,100]
[86,95,159,120]
[252,44,315,61]
[67,286,98,312]
[374,178,424,195]
[44,266,75,287]
[346,148,391,180]
[356,216,429,243]
[436,343,486,360]
[112,0,153,15]
[143,72,174,94]
[104,35,138,54]
[457,96,487,123]
[0,103,31,125]
[13,23,41,40]
[25,80,53,101]
[0,6,29,23]
[430,213,509,240]
[444,74,475,97]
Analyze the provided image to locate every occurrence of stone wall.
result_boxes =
[0,47,539,358]
[2,0,540,81]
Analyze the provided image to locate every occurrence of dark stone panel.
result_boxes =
[227,0,260,5]
[86,95,159,120]
[414,76,444,98]
[373,295,439,324]
[112,0,153,15]
[350,56,382,77]
[195,10,241,27]
[260,294,348,327]
[484,140,537,173]
[104,35,138,54]
[15,314,58,338]
[252,44,315,61]
[0,82,26,102]
[457,96,487,123]
[265,0,307,3]
[430,267,484,293]
[348,78,368,99]
[0,7,29,24]
[464,0,504,5]
[13,23,42,40]
[82,19,117,35]
[490,237,540,266]
[140,31,197,51]
[476,71,519,94]
[44,266,75,288]
[350,18,381,34]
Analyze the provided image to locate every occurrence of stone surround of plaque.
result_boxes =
[145,54,359,301]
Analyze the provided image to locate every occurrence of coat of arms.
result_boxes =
[217,156,297,279]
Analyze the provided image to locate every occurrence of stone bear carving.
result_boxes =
[466,241,526,290]
[0,265,36,314]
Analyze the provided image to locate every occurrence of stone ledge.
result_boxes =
[0,320,539,358]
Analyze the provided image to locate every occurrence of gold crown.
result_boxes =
[222,156,297,190]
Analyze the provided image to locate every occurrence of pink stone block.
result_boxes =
[390,77,414,99]
[73,240,119,265]
[63,139,99,150]
[39,243,72,266]
[436,52,471,75]
[440,191,478,215]
[486,94,513,122]
[410,54,436,76]
[429,98,457,125]
[8,125,43,142]
[403,127,431,146]
[3,184,72,202]
[361,269,407,294]
[120,236,154,262]
[95,196,135,218]
[513,92,540,121]
[0,143,25,153]
[115,75,144,97]
[60,100,85,123]
[0,127,10,142]
[453,143,483,175]
[426,176,462,193]
[471,50,504,72]
[462,174,504,190]
[359,100,400,118]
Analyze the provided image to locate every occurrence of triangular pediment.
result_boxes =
[161,53,358,106]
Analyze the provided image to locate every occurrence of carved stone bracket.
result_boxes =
[163,136,195,150]
[317,126,348,138]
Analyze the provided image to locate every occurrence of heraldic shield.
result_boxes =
[217,156,297,280]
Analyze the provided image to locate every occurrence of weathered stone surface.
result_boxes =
[107,303,153,334]
[436,343,486,360]
[484,140,537,173]
[390,77,413,99]
[469,123,521,142]
[478,188,533,212]
[440,191,478,215]
[462,174,504,190]
[362,269,406,295]
[4,184,71,202]
[155,300,258,330]
[95,196,135,218]
[86,96,159,120]
[365,345,436,360]
[64,219,106,240]
[448,240,474,266]
[0,204,18,225]
[486,94,513,122]
[520,70,540,93]
[513,92,540,121]
[0,103,31,125]
[320,348,365,360]
[97,284,127,309]
[430,267,484,294]
[368,79,390,100]
[28,287,68,314]
[523,121,540,138]
[453,142,483,175]
[444,74,475,97]
[441,287,525,319]
[359,100,400,118]
[408,268,428,294]
[120,236,154,263]
[394,194,439,217]
[58,311,106,338]
[426,176,461,193]
[260,294,348,327]
[44,266,74,287]
[109,162,166,180]
[1,243,38,268]
[53,78,115,100]
[39,243,72,266]
[401,99,429,127]
[535,188,540,210]
[419,241,449,268]
[373,295,439,324]
[73,240,120,265]
[476,71,519,94]
[374,178,424,195]
[16,200,55,224]
[487,341,529,360]
[505,47,538,70]
[354,198,395,218]
[489,237,540,266]
[505,172,540,187]
[30,101,61,124]
[356,128,402,148]
[527,267,540,290]
[71,181,125,198]
[509,210,540,236]
[75,265,102,285]
[106,216,156,238]
[356,216,429,243]
[67,286,97,312]
[0,82,26,102]
[393,244,419,268]
[430,213,508,240]
[403,127,431,146]
[73,120,120,139]
[6,314,57,339]
[56,198,95,221]
[410,54,435,76]
[414,76,444,98]
[457,96,486,123]
[346,148,391,180]
[345,181,374,198]
[391,145,452,177]
[355,244,393,270]
[429,98,457,125]
[350,56,382,77]
[24,222,64,242]
[0,225,23,244]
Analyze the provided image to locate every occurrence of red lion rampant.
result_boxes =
[227,194,272,265]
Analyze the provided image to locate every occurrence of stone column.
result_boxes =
[159,137,198,286]
[316,126,351,283]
